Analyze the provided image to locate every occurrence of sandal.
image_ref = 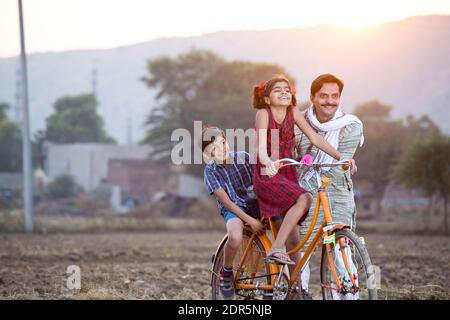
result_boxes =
[264,247,295,265]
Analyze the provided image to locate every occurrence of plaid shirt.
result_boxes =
[203,151,258,217]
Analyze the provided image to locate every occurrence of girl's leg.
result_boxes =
[286,224,302,266]
[223,217,244,268]
[272,192,312,252]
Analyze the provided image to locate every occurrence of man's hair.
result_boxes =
[310,73,344,97]
[199,125,226,153]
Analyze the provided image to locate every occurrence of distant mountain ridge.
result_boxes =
[0,15,449,143]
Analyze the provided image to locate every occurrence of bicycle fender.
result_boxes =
[323,223,350,235]
[210,234,229,285]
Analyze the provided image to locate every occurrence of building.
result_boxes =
[46,143,152,192]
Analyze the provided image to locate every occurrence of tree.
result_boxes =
[0,103,22,172]
[354,100,441,219]
[44,93,115,144]
[0,102,9,119]
[393,133,450,234]
[141,49,294,175]
[353,100,405,219]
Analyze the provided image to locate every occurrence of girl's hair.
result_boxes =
[252,75,297,109]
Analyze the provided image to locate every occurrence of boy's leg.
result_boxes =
[220,213,244,299]
[223,215,244,268]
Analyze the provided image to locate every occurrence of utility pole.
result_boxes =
[18,0,33,232]
[92,67,97,98]
[14,66,22,123]
[127,116,133,145]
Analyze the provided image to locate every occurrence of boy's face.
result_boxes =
[204,135,230,163]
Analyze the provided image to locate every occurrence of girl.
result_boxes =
[253,75,342,265]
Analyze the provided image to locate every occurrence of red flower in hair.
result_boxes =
[257,81,267,97]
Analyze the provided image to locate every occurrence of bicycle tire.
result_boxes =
[320,229,378,300]
[211,229,272,300]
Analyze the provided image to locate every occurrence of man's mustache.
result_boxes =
[320,104,338,107]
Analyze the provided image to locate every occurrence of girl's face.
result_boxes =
[265,81,292,107]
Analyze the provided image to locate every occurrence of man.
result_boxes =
[292,73,364,298]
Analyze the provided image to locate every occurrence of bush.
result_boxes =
[46,174,80,199]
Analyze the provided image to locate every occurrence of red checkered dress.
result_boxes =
[253,106,309,219]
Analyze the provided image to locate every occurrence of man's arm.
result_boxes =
[326,123,362,177]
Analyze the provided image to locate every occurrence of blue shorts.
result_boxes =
[222,209,260,224]
[223,211,239,223]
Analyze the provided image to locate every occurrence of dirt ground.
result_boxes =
[0,231,448,300]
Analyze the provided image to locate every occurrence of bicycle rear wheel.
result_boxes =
[211,229,272,300]
[320,229,378,300]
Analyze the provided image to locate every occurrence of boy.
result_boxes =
[200,126,264,300]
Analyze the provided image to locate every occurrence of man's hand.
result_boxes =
[248,218,265,235]
[342,159,357,175]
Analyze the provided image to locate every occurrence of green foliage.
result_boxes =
[392,132,450,233]
[46,174,81,199]
[0,102,9,120]
[353,100,440,217]
[393,132,450,199]
[141,49,294,167]
[45,93,115,144]
[0,102,22,172]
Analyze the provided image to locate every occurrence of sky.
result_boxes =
[1,0,450,57]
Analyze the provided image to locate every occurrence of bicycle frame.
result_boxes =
[232,176,355,293]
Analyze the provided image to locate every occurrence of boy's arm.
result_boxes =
[213,188,263,235]
[213,188,255,224]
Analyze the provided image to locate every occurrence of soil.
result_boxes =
[0,231,448,299]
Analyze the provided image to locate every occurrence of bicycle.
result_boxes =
[210,158,378,300]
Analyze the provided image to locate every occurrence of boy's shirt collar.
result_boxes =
[212,152,235,168]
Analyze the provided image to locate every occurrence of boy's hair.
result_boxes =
[310,73,344,97]
[199,125,226,153]
[252,74,297,109]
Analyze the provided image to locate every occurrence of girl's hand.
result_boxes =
[266,160,281,177]
[248,218,265,235]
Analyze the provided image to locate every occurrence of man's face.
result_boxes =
[310,82,341,120]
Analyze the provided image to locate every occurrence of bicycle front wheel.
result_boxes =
[320,229,378,300]
[211,229,272,300]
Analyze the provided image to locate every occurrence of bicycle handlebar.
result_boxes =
[278,158,350,168]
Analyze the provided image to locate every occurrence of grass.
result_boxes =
[1,207,448,235]
[0,210,224,233]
